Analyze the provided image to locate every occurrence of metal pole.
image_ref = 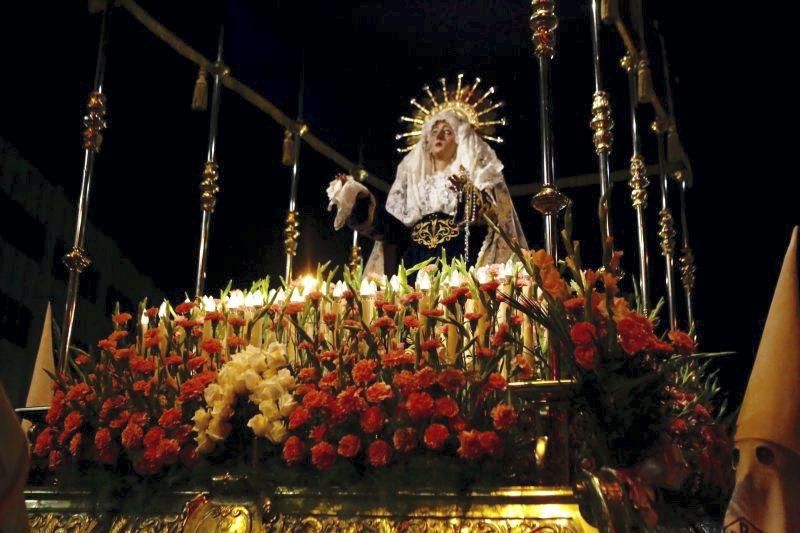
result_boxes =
[622,52,651,314]
[656,26,696,335]
[59,6,111,374]
[677,177,696,334]
[194,28,225,298]
[284,58,305,281]
[530,0,569,261]
[654,125,677,330]
[588,0,614,268]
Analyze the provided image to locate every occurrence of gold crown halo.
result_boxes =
[396,74,506,153]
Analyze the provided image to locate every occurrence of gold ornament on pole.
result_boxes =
[284,211,300,259]
[590,91,613,155]
[199,161,220,212]
[628,154,648,209]
[530,0,558,59]
[81,91,107,153]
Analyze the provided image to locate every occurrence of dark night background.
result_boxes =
[0,1,796,408]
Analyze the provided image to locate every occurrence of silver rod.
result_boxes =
[679,180,695,333]
[285,56,306,281]
[538,55,558,258]
[656,132,677,330]
[59,7,111,374]
[625,63,651,314]
[589,0,614,265]
[194,27,225,298]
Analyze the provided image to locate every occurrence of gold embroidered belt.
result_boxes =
[411,215,460,249]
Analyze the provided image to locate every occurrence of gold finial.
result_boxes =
[284,211,300,257]
[63,247,92,273]
[658,209,677,256]
[396,75,507,151]
[590,91,614,155]
[82,91,107,153]
[628,154,649,209]
[530,0,558,59]
[199,161,220,212]
[680,246,696,291]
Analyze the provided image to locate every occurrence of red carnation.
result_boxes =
[479,280,501,296]
[112,312,133,324]
[423,424,449,450]
[303,390,334,411]
[63,411,83,436]
[414,367,437,389]
[420,338,441,351]
[392,427,418,453]
[491,323,510,346]
[365,382,394,403]
[479,430,503,457]
[337,434,361,458]
[310,441,336,471]
[158,408,183,430]
[420,308,444,318]
[157,438,181,465]
[48,450,64,471]
[668,330,696,356]
[402,315,420,329]
[434,397,460,419]
[228,316,246,328]
[574,344,598,371]
[406,392,435,421]
[173,424,194,446]
[371,316,396,331]
[122,423,144,449]
[570,322,597,346]
[457,430,484,460]
[360,406,385,433]
[143,426,166,449]
[438,368,466,392]
[352,359,378,385]
[393,371,419,397]
[491,404,518,431]
[282,435,306,466]
[174,302,194,315]
[93,428,119,464]
[382,348,414,368]
[200,338,223,354]
[319,371,341,391]
[309,424,328,442]
[485,373,507,392]
[187,356,208,372]
[65,383,92,403]
[288,406,311,430]
[298,367,318,383]
[204,311,223,323]
[335,386,367,415]
[616,313,656,355]
[33,427,56,457]
[284,302,305,316]
[367,440,392,467]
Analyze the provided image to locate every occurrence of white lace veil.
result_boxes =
[382,109,527,266]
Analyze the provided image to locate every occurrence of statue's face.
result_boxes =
[429,120,457,161]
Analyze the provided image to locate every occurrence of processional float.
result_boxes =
[27,0,709,531]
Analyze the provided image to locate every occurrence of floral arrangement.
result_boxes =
[29,233,732,525]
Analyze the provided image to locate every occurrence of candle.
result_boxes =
[359,278,377,323]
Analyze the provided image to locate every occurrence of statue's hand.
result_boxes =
[326,174,369,230]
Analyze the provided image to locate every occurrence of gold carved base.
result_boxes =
[26,485,597,532]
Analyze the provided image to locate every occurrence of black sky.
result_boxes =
[1,1,796,405]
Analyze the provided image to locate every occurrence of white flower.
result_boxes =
[193,408,211,431]
[226,289,245,310]
[247,414,269,437]
[244,290,265,307]
[332,280,347,298]
[265,420,288,444]
[416,270,431,291]
[447,269,464,287]
[266,341,287,368]
[258,400,280,420]
[276,368,295,389]
[389,275,402,293]
[242,369,262,393]
[203,383,223,406]
[201,295,217,312]
[278,393,297,417]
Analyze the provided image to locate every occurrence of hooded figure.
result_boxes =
[327,79,527,274]
[723,227,800,532]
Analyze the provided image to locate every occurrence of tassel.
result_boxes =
[601,0,619,23]
[191,67,208,111]
[637,61,653,104]
[282,130,294,166]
